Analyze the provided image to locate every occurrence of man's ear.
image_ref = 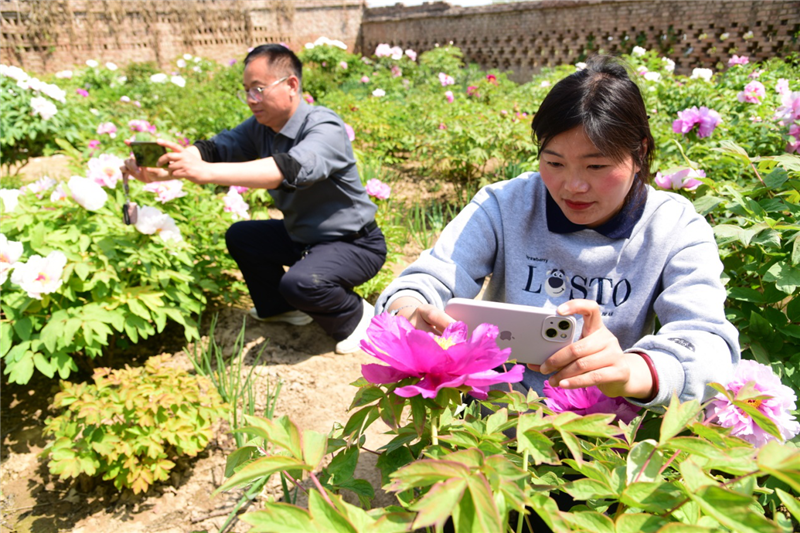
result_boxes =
[287,75,301,95]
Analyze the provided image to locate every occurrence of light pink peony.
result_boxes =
[0,234,23,284]
[87,153,124,188]
[654,167,706,191]
[728,54,749,66]
[444,90,454,104]
[737,81,766,104]
[706,360,800,447]
[223,189,250,220]
[96,122,117,138]
[134,206,183,242]
[143,179,186,203]
[365,178,390,200]
[10,251,67,299]
[438,72,455,87]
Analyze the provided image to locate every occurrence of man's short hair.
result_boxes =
[244,44,303,87]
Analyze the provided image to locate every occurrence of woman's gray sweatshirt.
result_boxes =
[376,172,740,407]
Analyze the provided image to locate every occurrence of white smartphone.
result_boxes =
[444,298,578,365]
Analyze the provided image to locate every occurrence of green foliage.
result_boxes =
[42,354,228,494]
[218,381,800,532]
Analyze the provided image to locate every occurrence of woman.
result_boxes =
[376,56,740,407]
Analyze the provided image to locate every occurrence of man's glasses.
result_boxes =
[237,76,289,104]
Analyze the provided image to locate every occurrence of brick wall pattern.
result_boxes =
[0,0,365,73]
[360,0,800,80]
[1,0,799,81]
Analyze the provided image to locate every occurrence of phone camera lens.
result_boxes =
[558,320,571,330]
[545,328,557,338]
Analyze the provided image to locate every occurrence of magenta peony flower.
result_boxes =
[543,382,640,424]
[467,86,480,98]
[87,139,100,150]
[672,106,720,138]
[654,167,706,191]
[706,360,800,447]
[365,178,390,200]
[230,185,248,194]
[486,74,497,85]
[728,54,749,66]
[303,93,314,104]
[360,314,525,399]
[737,81,766,104]
[76,88,89,97]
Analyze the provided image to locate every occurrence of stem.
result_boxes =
[750,163,766,186]
[309,471,336,509]
[633,448,658,484]
[281,470,309,494]
[431,414,439,446]
[515,451,529,533]
[658,450,681,476]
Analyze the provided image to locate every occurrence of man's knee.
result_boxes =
[225,221,249,254]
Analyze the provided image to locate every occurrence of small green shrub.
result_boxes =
[42,354,229,494]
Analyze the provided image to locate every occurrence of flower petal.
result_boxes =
[361,363,415,385]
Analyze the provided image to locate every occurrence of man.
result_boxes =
[124,44,385,354]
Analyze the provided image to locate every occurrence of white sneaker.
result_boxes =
[248,308,313,326]
[335,300,375,354]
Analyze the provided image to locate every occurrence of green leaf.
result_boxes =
[757,441,800,493]
[679,457,720,492]
[32,352,56,379]
[517,428,558,465]
[691,485,782,533]
[409,394,426,438]
[614,513,668,533]
[692,195,724,216]
[562,478,618,500]
[452,475,503,533]
[727,287,767,304]
[764,262,800,293]
[302,429,327,470]
[213,455,309,495]
[485,408,508,435]
[7,351,34,384]
[0,322,13,357]
[407,478,467,529]
[562,511,614,533]
[660,395,702,444]
[620,482,683,513]
[327,446,359,486]
[13,316,32,341]
[308,489,357,533]
[775,487,800,523]
[224,446,256,478]
[389,459,471,492]
[627,439,664,484]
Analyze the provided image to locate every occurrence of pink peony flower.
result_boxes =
[438,122,447,130]
[87,139,100,150]
[76,88,89,97]
[374,43,392,58]
[135,206,183,242]
[360,75,370,83]
[391,65,402,78]
[96,122,117,138]
[339,61,348,70]
[143,179,186,203]
[344,123,355,142]
[543,381,641,424]
[87,153,124,188]
[775,91,800,122]
[404,49,417,61]
[728,54,749,66]
[303,93,314,104]
[360,314,525,400]
[50,183,67,202]
[444,90,454,104]
[128,119,156,133]
[230,186,249,194]
[365,178,390,200]
[467,86,479,98]
[776,79,791,97]
[672,106,721,138]
[737,81,766,104]
[20,176,56,196]
[706,360,800,447]
[223,188,250,220]
[654,167,706,191]
[438,72,455,87]
[0,234,24,284]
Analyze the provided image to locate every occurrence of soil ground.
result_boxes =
[0,157,449,533]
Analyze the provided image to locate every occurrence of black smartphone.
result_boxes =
[130,141,167,167]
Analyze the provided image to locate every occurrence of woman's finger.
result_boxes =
[557,299,603,337]
[157,139,185,152]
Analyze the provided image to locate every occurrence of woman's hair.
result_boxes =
[531,56,655,186]
[244,44,303,88]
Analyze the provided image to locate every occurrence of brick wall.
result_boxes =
[360,0,800,80]
[2,0,798,79]
[0,0,365,73]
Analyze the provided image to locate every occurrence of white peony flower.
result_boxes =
[690,68,714,81]
[21,176,56,196]
[134,206,183,242]
[223,188,250,220]
[50,183,67,202]
[372,88,386,97]
[0,234,23,284]
[85,59,99,68]
[0,189,21,212]
[68,175,107,211]
[644,71,662,82]
[662,57,676,72]
[150,73,168,83]
[183,53,193,60]
[170,75,186,88]
[105,62,118,71]
[632,46,647,56]
[11,250,67,299]
[55,70,73,79]
[177,59,187,68]
[30,96,57,120]
[575,62,587,71]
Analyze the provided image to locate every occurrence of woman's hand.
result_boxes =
[386,298,455,335]
[528,299,654,399]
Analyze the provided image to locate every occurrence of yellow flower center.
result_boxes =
[434,336,456,350]
[744,398,762,409]
[35,272,49,283]
[0,253,8,263]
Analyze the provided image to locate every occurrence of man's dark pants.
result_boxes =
[225,219,386,341]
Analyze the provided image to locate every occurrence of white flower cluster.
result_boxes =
[304,36,347,50]
[0,64,66,103]
[0,234,68,299]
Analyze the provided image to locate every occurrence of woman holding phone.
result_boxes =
[376,56,740,407]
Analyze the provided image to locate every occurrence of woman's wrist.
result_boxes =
[626,351,658,401]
